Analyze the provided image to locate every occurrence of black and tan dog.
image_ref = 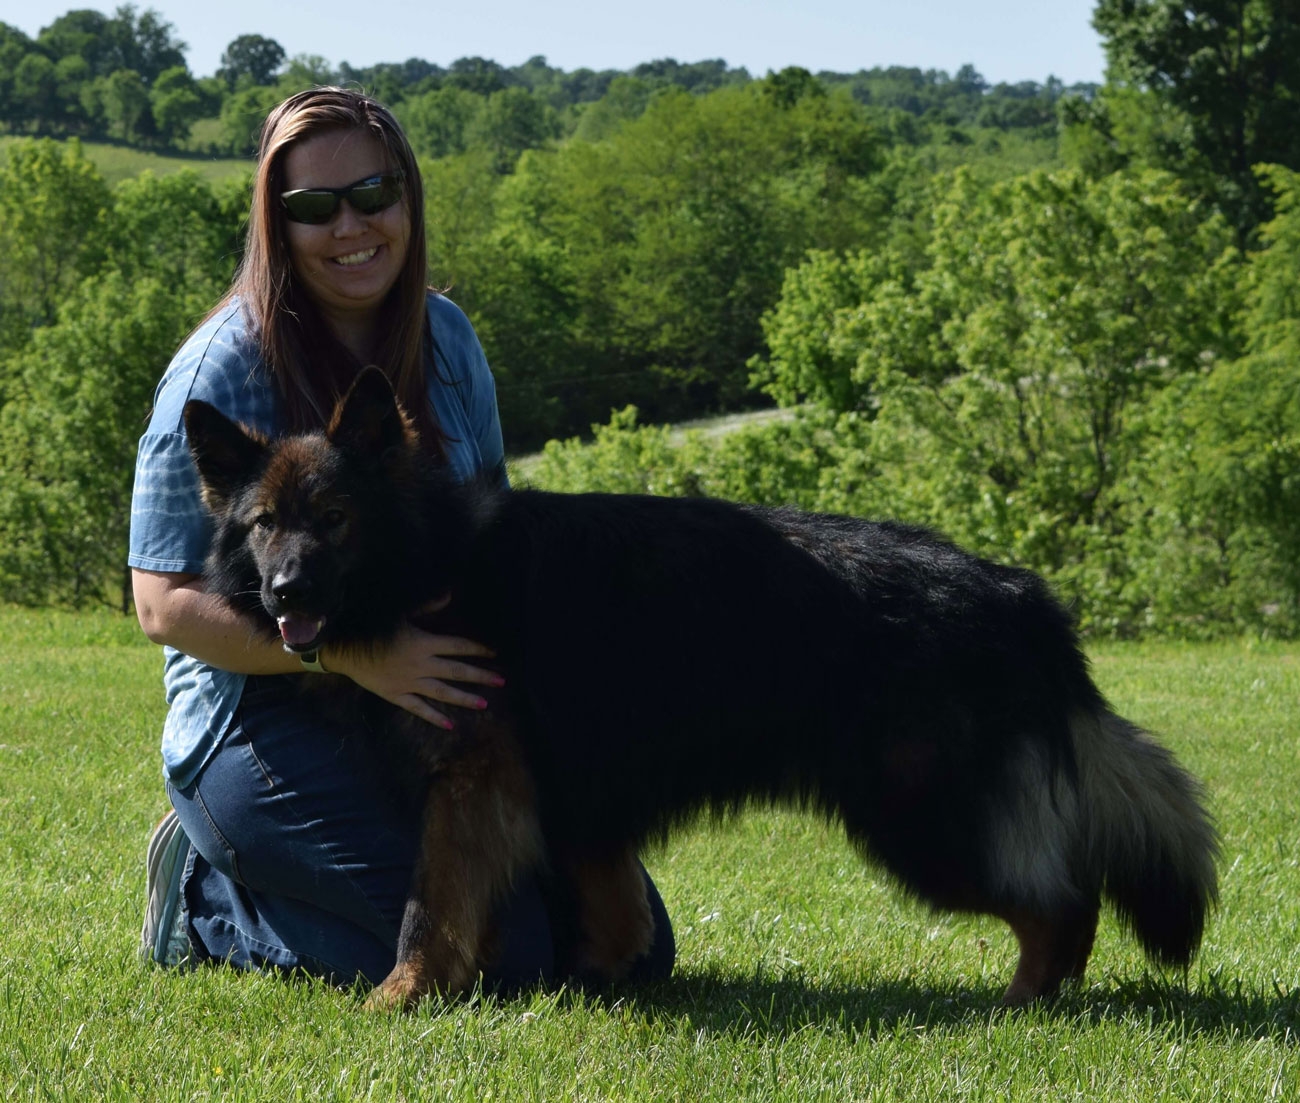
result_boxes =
[183,367,1219,1010]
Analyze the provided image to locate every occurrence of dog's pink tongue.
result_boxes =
[278,614,323,648]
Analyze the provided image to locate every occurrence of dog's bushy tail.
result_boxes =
[1074,709,1220,966]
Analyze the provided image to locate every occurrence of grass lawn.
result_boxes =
[0,608,1295,1100]
[0,134,251,187]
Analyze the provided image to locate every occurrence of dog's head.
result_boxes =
[183,367,427,652]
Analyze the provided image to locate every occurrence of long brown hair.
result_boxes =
[215,87,442,451]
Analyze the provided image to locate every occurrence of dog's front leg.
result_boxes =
[556,844,655,983]
[365,722,544,1011]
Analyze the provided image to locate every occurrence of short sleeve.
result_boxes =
[129,430,212,574]
[127,305,278,575]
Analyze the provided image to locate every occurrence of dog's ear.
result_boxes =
[183,400,269,510]
[329,366,412,460]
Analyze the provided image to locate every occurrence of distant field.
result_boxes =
[0,133,252,186]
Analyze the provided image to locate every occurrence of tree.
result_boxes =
[0,273,205,607]
[281,54,335,89]
[756,168,1242,623]
[468,86,561,173]
[216,33,285,89]
[36,9,116,75]
[1092,0,1300,241]
[0,22,36,130]
[53,54,93,132]
[111,4,187,83]
[106,168,243,292]
[100,68,152,142]
[398,85,481,159]
[217,83,284,155]
[11,54,58,132]
[570,76,652,142]
[149,65,204,145]
[1125,167,1300,634]
[446,56,509,95]
[37,5,185,84]
[0,139,111,348]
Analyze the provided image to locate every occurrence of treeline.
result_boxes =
[0,6,1092,154]
[1,1,1298,639]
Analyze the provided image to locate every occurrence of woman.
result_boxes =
[129,87,674,989]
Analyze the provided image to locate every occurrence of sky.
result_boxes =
[12,1,1107,87]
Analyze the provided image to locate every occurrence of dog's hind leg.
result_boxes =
[553,844,655,984]
[366,722,544,1012]
[996,899,1100,1006]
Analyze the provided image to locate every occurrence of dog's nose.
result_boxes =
[270,570,315,608]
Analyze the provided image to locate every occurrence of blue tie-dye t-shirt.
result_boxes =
[128,293,506,787]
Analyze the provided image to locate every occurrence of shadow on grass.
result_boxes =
[572,969,1300,1044]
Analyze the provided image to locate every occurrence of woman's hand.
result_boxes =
[324,621,503,730]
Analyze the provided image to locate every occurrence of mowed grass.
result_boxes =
[0,607,1296,1100]
[0,134,251,186]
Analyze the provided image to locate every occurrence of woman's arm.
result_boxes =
[132,568,500,730]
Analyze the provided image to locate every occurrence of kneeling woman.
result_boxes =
[129,86,674,988]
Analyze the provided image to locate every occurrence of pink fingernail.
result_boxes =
[474,697,488,709]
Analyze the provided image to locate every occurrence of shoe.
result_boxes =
[140,809,191,966]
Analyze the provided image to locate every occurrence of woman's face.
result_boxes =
[281,128,411,329]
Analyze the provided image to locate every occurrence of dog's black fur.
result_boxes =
[183,367,1219,1009]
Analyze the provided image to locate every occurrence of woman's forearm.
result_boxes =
[132,568,307,675]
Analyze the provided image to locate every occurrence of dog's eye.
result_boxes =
[252,512,274,530]
[322,508,347,529]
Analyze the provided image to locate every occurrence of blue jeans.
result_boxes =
[168,675,675,989]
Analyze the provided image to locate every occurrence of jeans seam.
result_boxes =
[190,785,244,885]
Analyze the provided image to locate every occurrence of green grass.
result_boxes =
[0,134,251,186]
[0,609,1296,1100]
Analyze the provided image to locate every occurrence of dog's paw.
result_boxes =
[363,963,428,1013]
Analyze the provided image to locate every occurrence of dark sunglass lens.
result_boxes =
[348,175,402,215]
[282,191,340,224]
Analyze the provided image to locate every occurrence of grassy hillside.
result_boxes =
[0,133,251,186]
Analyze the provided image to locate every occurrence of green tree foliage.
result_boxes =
[5,21,1295,635]
[217,83,285,156]
[0,162,238,607]
[466,76,885,448]
[100,68,151,141]
[748,168,1243,627]
[0,274,202,607]
[35,8,117,75]
[106,169,244,291]
[570,76,654,141]
[1,6,187,141]
[37,4,185,83]
[1090,0,1300,240]
[397,86,482,159]
[217,34,286,89]
[11,54,59,132]
[0,139,111,348]
[149,65,205,144]
[1121,165,1300,635]
[469,86,562,174]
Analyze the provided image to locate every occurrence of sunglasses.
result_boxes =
[280,171,405,225]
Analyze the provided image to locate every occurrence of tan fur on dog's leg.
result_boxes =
[564,845,654,981]
[366,722,544,1011]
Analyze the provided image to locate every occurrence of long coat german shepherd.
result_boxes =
[183,367,1218,1010]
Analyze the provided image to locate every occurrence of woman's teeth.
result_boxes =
[334,247,378,266]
